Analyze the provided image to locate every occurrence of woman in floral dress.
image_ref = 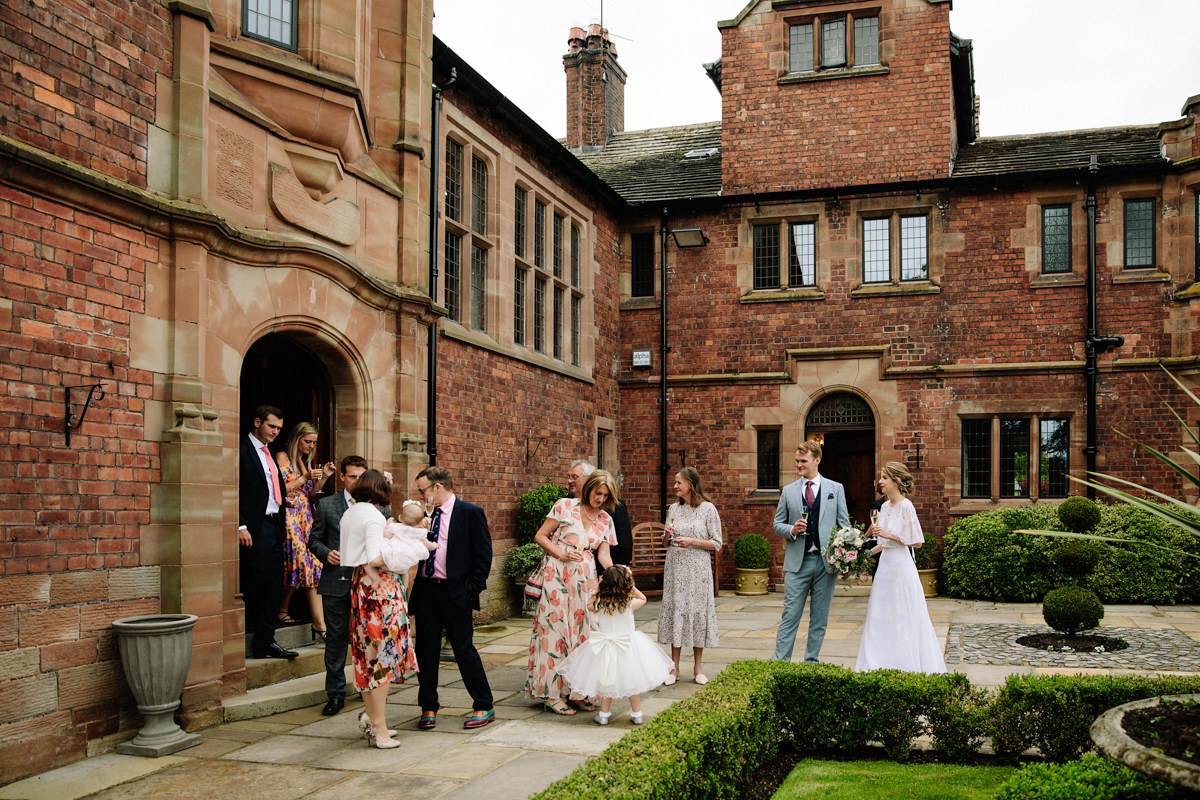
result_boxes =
[525,469,617,715]
[275,423,334,639]
[339,469,421,748]
[657,467,722,685]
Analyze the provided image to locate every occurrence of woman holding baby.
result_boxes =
[338,469,434,748]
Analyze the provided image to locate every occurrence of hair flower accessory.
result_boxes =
[383,471,394,484]
[402,499,421,508]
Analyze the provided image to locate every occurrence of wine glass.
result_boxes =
[665,511,675,545]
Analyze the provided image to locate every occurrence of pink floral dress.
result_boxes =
[524,498,616,701]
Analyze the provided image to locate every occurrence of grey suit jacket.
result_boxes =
[307,492,354,596]
[772,475,850,573]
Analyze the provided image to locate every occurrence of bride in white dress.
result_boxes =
[855,462,946,674]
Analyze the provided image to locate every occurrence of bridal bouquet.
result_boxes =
[822,524,872,579]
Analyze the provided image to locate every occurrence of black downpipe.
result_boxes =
[1083,153,1125,497]
[426,68,456,466]
[659,207,669,520]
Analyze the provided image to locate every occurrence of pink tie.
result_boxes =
[804,480,815,509]
[263,446,282,505]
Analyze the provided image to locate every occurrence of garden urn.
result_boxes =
[112,613,202,757]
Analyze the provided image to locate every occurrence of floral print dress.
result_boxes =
[280,461,322,588]
[524,498,617,701]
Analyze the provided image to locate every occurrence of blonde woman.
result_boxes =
[524,469,617,715]
[275,423,335,639]
[855,462,946,674]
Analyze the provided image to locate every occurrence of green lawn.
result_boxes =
[772,759,1016,800]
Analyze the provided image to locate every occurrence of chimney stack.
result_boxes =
[563,24,627,152]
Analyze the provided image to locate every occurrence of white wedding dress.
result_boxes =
[855,498,947,674]
[556,605,674,699]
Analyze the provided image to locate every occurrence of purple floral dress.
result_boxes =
[281,461,322,588]
[524,498,616,701]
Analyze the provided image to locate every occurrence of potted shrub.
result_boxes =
[516,481,569,544]
[914,540,939,597]
[503,541,546,586]
[733,533,771,596]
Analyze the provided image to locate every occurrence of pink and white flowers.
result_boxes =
[823,524,872,579]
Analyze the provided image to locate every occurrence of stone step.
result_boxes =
[224,663,353,722]
[245,642,335,690]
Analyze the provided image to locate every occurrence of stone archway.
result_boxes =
[806,393,877,526]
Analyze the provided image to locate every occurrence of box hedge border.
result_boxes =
[530,661,1200,800]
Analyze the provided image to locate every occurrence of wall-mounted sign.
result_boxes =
[632,349,652,368]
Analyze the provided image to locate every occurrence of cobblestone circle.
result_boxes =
[945,623,1200,671]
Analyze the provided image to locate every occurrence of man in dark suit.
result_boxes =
[237,404,297,660]
[306,454,368,715]
[410,466,495,730]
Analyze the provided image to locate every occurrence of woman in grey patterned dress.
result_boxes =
[656,467,722,685]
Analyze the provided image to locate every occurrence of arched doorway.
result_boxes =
[241,333,336,465]
[805,393,876,527]
[240,332,337,626]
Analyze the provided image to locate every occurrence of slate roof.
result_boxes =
[572,122,722,205]
[953,125,1165,177]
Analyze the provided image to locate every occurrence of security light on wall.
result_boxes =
[670,227,708,248]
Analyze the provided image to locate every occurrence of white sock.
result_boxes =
[628,711,642,721]
[596,711,611,720]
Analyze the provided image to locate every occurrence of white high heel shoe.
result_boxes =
[358,711,398,739]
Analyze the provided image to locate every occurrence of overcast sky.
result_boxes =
[433,0,1199,140]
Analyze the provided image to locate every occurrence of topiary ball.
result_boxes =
[1053,540,1102,581]
[734,533,772,569]
[1042,586,1104,634]
[1057,496,1101,533]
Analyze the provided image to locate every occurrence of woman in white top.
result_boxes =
[339,470,425,748]
[855,461,946,674]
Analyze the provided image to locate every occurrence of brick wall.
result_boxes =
[0,183,160,780]
[0,0,171,187]
[720,0,954,194]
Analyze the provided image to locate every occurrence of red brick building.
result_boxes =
[1,0,1198,780]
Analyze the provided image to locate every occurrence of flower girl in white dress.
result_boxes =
[855,462,946,674]
[556,565,674,725]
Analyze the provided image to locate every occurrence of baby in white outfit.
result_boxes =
[363,501,437,590]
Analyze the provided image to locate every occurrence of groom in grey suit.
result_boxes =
[772,440,850,662]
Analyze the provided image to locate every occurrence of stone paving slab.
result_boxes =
[10,593,1200,800]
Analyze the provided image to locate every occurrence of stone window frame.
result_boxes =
[947,401,1076,509]
[785,9,881,75]
[521,191,587,365]
[849,204,940,297]
[439,110,596,377]
[626,229,658,303]
[778,5,888,86]
[756,426,782,491]
[242,0,298,51]
[1022,191,1086,289]
[1121,194,1157,270]
[442,131,494,333]
[738,204,827,304]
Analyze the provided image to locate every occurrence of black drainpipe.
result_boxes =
[426,68,456,466]
[1083,153,1124,497]
[659,206,669,520]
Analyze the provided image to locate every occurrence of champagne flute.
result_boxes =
[796,511,808,542]
[665,511,675,545]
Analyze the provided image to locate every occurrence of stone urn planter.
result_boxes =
[734,567,770,596]
[733,533,772,596]
[917,568,938,598]
[1090,693,1200,793]
[112,613,202,757]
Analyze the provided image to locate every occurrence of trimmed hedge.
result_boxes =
[529,663,1200,799]
[942,503,1200,604]
[994,754,1180,799]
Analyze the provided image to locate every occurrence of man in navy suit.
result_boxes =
[237,404,297,660]
[306,454,368,715]
[410,466,495,729]
[772,440,850,663]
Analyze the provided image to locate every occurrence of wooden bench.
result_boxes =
[630,521,720,597]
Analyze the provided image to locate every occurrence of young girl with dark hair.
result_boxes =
[555,565,674,726]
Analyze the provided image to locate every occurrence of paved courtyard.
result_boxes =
[4,590,1199,800]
